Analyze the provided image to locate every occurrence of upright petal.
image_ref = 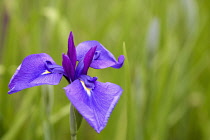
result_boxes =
[82,46,97,75]
[74,46,97,78]
[8,53,63,94]
[62,54,75,81]
[67,31,77,68]
[64,78,122,133]
[76,41,125,69]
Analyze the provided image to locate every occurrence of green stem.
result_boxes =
[70,104,77,140]
[42,85,54,140]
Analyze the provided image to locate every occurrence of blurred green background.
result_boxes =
[0,0,209,140]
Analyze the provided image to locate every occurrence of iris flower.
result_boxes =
[8,32,125,133]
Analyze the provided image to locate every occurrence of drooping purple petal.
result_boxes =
[109,55,125,69]
[64,78,122,133]
[8,53,63,94]
[76,41,125,69]
[62,54,75,81]
[67,31,77,69]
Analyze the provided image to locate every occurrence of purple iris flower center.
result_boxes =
[8,31,125,133]
[62,51,97,91]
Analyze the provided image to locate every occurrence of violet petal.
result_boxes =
[76,41,125,69]
[62,54,75,81]
[74,46,97,78]
[64,79,122,133]
[82,46,97,75]
[8,53,63,94]
[67,31,77,69]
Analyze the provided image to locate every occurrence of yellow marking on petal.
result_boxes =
[42,70,51,75]
[80,80,91,96]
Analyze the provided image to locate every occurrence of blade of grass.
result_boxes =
[123,42,135,140]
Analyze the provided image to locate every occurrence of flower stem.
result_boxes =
[70,104,77,140]
[42,85,54,140]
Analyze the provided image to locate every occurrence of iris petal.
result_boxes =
[76,41,125,69]
[74,46,97,78]
[62,54,75,81]
[67,31,77,69]
[8,53,63,94]
[82,46,97,75]
[64,79,122,133]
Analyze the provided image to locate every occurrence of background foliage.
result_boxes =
[0,0,209,140]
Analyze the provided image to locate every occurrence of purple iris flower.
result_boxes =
[8,32,125,133]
